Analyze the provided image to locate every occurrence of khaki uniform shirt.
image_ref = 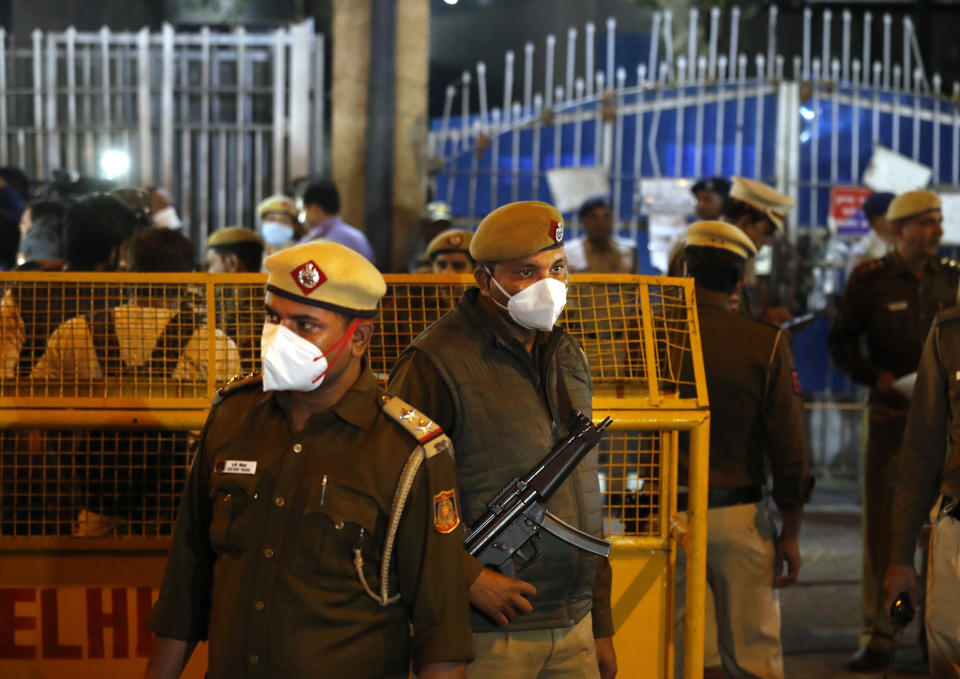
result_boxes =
[684,296,810,509]
[147,364,474,678]
[827,252,960,403]
[889,308,960,565]
[565,236,638,273]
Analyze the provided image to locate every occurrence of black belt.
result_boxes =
[677,485,764,512]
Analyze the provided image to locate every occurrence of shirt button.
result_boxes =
[274,496,285,507]
[222,493,232,502]
[334,521,344,530]
[263,548,274,558]
[292,443,303,453]
[254,600,265,611]
[249,654,259,664]
[252,492,258,501]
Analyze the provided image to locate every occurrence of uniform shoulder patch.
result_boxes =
[850,256,886,279]
[939,256,960,270]
[433,489,461,534]
[378,393,452,459]
[212,372,262,405]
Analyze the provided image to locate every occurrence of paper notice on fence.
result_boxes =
[639,177,696,214]
[862,146,932,194]
[939,191,960,245]
[545,167,610,213]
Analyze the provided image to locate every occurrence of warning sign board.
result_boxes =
[828,186,872,236]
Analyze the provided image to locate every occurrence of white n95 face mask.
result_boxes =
[261,220,294,246]
[260,321,359,392]
[152,206,182,229]
[489,273,567,331]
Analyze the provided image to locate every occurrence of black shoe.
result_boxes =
[845,647,892,672]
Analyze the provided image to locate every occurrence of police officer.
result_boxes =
[205,227,264,273]
[678,221,811,679]
[256,194,300,256]
[883,308,960,677]
[827,189,960,672]
[389,201,616,679]
[426,228,475,274]
[692,177,731,221]
[145,241,473,679]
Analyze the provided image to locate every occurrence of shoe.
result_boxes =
[845,647,892,672]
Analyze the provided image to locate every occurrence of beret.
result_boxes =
[470,201,565,262]
[886,190,941,222]
[862,192,895,220]
[691,177,732,196]
[422,201,452,223]
[207,226,264,248]
[426,228,474,259]
[264,240,385,318]
[728,177,796,231]
[686,220,758,260]
[257,194,298,218]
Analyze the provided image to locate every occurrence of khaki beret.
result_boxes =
[686,220,758,260]
[264,240,385,318]
[426,229,474,259]
[423,201,452,223]
[257,194,298,219]
[886,190,941,222]
[728,177,796,231]
[207,226,264,248]
[470,201,565,262]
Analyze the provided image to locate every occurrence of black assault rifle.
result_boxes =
[464,412,613,571]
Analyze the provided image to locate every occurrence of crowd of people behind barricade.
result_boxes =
[0,159,958,678]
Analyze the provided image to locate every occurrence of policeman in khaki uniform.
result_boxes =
[426,228,475,274]
[827,189,960,672]
[677,221,811,679]
[884,308,960,677]
[145,241,474,679]
[256,194,300,256]
[721,177,796,324]
[389,201,616,679]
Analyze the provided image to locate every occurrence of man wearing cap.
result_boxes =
[721,177,797,324]
[257,194,300,256]
[678,221,811,679]
[883,306,960,677]
[692,177,732,221]
[298,178,375,263]
[205,227,266,373]
[145,241,473,679]
[410,202,455,273]
[845,192,896,278]
[426,228,475,274]
[389,201,616,679]
[827,189,960,672]
[565,197,637,274]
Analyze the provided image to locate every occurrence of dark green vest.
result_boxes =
[403,290,602,632]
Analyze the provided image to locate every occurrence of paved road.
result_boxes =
[779,481,929,678]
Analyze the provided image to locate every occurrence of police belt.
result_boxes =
[677,485,764,511]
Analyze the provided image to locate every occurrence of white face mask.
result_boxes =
[152,206,182,229]
[261,220,294,246]
[488,271,567,331]
[260,321,358,392]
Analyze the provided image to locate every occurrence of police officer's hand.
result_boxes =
[595,636,617,679]
[882,564,919,615]
[468,567,536,626]
[774,536,801,588]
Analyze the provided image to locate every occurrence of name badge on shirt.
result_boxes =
[885,300,908,312]
[215,460,257,475]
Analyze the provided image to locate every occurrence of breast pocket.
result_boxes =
[209,476,259,557]
[293,477,381,577]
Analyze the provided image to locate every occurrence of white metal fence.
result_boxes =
[0,20,325,240]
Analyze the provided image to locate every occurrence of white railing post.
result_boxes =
[289,20,311,184]
[161,23,175,190]
[271,27,287,195]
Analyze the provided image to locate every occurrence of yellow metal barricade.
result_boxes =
[0,272,708,679]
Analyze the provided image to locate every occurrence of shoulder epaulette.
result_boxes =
[212,372,262,405]
[378,393,452,459]
[939,256,960,271]
[850,257,886,278]
[937,306,960,326]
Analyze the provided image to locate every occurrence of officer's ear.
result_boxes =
[890,218,905,242]
[474,263,493,297]
[224,253,241,274]
[348,318,374,356]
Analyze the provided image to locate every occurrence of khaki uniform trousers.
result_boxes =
[466,613,599,679]
[927,502,960,677]
[861,405,906,651]
[676,502,784,679]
